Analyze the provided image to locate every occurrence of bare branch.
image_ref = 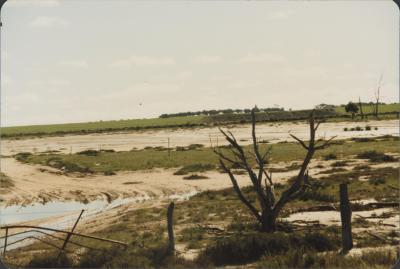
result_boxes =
[261,146,272,163]
[315,121,321,132]
[219,160,262,223]
[266,185,275,207]
[290,134,308,150]
[213,149,245,169]
[315,136,337,150]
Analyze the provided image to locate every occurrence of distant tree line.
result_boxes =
[159,106,284,118]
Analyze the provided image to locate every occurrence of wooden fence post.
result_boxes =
[339,183,353,253]
[168,137,171,157]
[167,202,175,254]
[57,210,84,259]
[3,227,8,258]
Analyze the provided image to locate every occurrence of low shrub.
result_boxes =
[100,149,115,153]
[298,189,336,202]
[179,226,205,249]
[15,152,32,162]
[357,150,396,162]
[0,172,14,189]
[174,164,216,175]
[183,174,209,180]
[27,251,72,268]
[104,170,116,176]
[331,161,348,167]
[324,153,337,160]
[77,149,99,156]
[197,231,339,266]
[79,247,129,268]
[257,249,397,269]
[365,125,371,131]
[187,144,204,150]
[354,164,371,170]
[45,157,93,173]
[352,137,374,142]
[368,177,386,185]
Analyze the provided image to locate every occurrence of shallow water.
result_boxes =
[0,191,198,251]
[0,196,149,226]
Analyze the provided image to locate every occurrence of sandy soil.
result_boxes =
[1,119,398,155]
[1,154,398,207]
[0,158,254,206]
[285,207,399,228]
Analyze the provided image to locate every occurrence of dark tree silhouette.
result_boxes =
[345,102,359,119]
[214,109,335,232]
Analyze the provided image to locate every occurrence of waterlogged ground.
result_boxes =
[1,119,398,155]
[0,119,398,265]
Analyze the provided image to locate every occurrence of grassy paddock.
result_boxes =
[2,103,398,138]
[17,136,398,174]
[1,116,206,138]
[335,103,400,115]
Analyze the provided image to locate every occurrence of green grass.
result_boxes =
[197,231,340,266]
[256,248,398,269]
[0,172,14,193]
[1,115,206,138]
[335,103,400,115]
[19,137,398,174]
[356,150,397,162]
[173,164,216,175]
[2,103,398,138]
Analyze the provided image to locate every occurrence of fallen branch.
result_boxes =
[366,231,390,243]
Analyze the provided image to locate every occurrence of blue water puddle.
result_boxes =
[0,196,151,251]
[0,191,198,251]
[0,196,149,226]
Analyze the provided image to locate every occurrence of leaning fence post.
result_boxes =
[3,227,8,258]
[57,209,84,259]
[167,137,171,157]
[167,202,175,254]
[339,183,353,253]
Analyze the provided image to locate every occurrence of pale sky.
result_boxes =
[1,0,398,126]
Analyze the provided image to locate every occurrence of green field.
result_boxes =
[335,103,400,115]
[17,136,398,174]
[2,103,398,138]
[1,116,205,138]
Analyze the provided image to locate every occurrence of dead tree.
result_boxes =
[358,97,364,120]
[373,74,383,118]
[214,109,335,232]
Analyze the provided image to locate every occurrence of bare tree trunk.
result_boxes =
[167,202,175,254]
[339,184,353,253]
[374,74,383,118]
[261,211,276,232]
[358,97,364,120]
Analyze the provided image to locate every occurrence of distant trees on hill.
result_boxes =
[314,104,335,111]
[159,107,285,118]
